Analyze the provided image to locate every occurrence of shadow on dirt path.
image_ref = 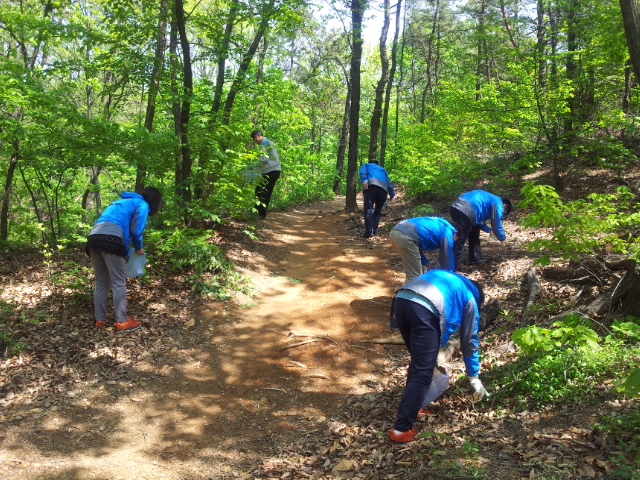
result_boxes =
[0,196,404,479]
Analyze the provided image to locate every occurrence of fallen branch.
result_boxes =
[260,387,287,393]
[286,360,308,369]
[365,338,405,345]
[289,330,337,343]
[301,373,331,380]
[279,338,321,350]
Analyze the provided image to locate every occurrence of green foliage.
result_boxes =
[512,314,600,355]
[505,314,637,408]
[594,412,640,477]
[150,228,252,299]
[519,182,640,262]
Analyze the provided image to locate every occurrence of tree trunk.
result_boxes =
[380,0,402,167]
[334,83,351,194]
[221,0,276,126]
[174,0,193,206]
[211,1,238,117]
[620,0,640,82]
[367,0,390,163]
[346,0,365,214]
[1,147,19,242]
[82,166,103,213]
[137,0,169,191]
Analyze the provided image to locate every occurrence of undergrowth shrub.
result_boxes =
[149,228,252,299]
[497,314,640,409]
[519,181,640,263]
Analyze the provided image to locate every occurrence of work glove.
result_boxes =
[469,376,489,402]
[489,231,498,240]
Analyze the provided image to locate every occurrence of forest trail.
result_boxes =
[0,196,409,479]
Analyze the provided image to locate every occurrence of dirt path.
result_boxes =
[1,197,407,479]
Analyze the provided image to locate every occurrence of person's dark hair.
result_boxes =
[138,186,163,216]
[250,129,263,139]
[368,159,379,164]
[502,197,512,216]
[471,279,485,308]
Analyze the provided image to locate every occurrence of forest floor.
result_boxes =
[0,170,639,479]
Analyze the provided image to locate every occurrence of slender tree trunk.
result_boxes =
[420,0,440,123]
[395,3,408,139]
[175,0,193,206]
[1,147,19,241]
[82,166,103,212]
[380,0,402,167]
[221,0,276,126]
[620,0,640,82]
[334,83,351,194]
[367,0,390,163]
[475,0,487,101]
[211,1,238,117]
[137,0,169,190]
[346,0,365,214]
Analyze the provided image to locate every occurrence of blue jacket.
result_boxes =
[359,162,395,198]
[393,217,456,270]
[451,190,506,241]
[93,192,150,251]
[390,269,481,377]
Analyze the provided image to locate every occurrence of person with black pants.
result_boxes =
[449,190,511,270]
[250,129,281,219]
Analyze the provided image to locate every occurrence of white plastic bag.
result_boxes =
[125,251,147,278]
[422,366,450,408]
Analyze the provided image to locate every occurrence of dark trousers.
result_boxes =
[255,170,281,218]
[363,185,387,235]
[393,297,441,432]
[450,206,482,270]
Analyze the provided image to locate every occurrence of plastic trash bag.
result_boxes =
[422,366,450,408]
[125,251,147,278]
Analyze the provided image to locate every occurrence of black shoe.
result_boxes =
[469,258,488,265]
[361,233,372,238]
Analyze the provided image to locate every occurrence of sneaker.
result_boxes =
[388,428,415,443]
[361,233,372,238]
[115,317,141,331]
[418,408,433,415]
[95,320,106,328]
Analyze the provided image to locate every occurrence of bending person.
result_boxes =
[388,269,488,443]
[389,216,458,281]
[449,190,511,270]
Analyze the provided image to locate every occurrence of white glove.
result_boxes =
[469,376,489,402]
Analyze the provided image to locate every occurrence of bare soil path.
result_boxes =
[0,197,405,479]
[1,193,632,480]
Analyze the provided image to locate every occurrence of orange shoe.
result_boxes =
[388,428,415,443]
[95,320,107,328]
[115,317,140,331]
[418,408,433,415]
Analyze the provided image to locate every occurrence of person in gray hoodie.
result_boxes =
[251,129,282,219]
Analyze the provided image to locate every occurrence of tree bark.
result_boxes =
[221,0,276,126]
[334,82,351,194]
[1,147,19,242]
[137,0,169,191]
[620,0,640,82]
[346,0,365,214]
[174,0,193,206]
[367,0,390,163]
[211,1,238,117]
[380,0,402,167]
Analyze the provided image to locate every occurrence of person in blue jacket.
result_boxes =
[389,216,459,281]
[449,190,512,270]
[85,187,163,331]
[388,269,488,443]
[359,159,395,238]
[251,129,282,219]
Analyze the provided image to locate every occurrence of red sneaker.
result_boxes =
[418,408,433,415]
[388,428,415,443]
[95,320,106,328]
[115,317,140,331]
